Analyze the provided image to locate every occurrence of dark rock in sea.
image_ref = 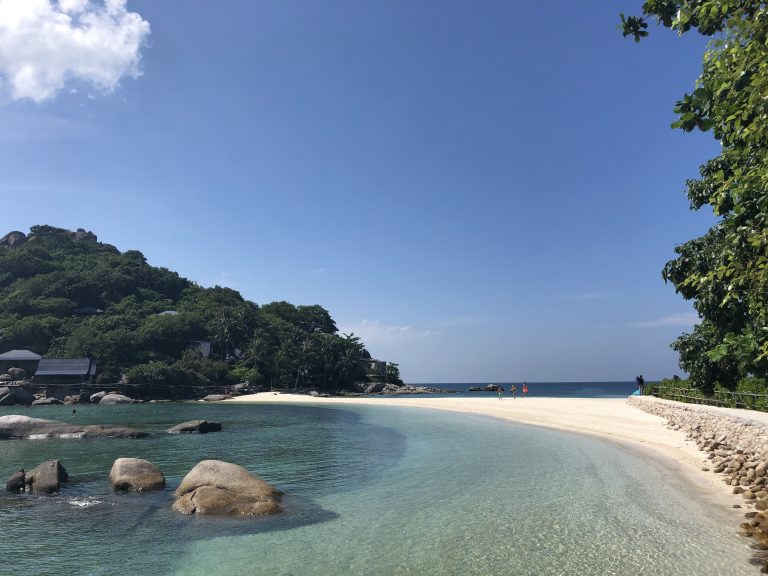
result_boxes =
[99,393,134,405]
[468,387,482,392]
[173,460,282,516]
[201,394,231,402]
[168,420,222,434]
[26,460,68,494]
[31,398,64,406]
[0,415,148,439]
[6,469,26,493]
[90,391,107,404]
[109,458,166,491]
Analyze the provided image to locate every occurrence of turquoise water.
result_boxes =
[0,402,754,575]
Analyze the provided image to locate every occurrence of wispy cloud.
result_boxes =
[339,319,443,344]
[0,0,150,102]
[629,312,699,328]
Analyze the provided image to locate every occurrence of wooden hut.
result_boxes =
[34,358,96,384]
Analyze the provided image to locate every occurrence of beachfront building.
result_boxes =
[34,358,97,384]
[0,349,42,375]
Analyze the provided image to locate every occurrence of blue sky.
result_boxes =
[0,1,719,382]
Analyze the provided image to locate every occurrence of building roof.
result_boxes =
[35,358,94,377]
[0,349,42,361]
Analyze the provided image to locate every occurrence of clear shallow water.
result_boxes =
[0,401,754,576]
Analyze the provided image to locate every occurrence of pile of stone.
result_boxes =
[629,396,768,572]
[5,457,281,517]
[354,382,453,395]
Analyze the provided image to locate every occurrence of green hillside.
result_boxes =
[0,225,399,389]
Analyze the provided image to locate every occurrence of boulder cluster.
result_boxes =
[0,387,142,407]
[354,382,453,395]
[5,460,69,494]
[4,457,281,516]
[630,396,768,573]
[0,228,98,251]
[2,414,280,516]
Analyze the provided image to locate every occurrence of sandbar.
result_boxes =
[226,392,745,515]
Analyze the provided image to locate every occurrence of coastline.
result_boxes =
[226,393,749,517]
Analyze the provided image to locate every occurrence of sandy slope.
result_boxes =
[225,392,742,514]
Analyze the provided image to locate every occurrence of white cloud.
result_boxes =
[629,312,700,328]
[0,0,150,102]
[339,319,443,344]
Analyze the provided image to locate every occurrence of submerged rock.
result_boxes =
[26,460,68,494]
[173,460,282,516]
[0,415,148,439]
[109,458,165,491]
[167,420,222,434]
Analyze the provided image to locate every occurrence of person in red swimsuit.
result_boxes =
[522,383,529,398]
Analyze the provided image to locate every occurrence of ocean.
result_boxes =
[0,385,754,575]
[400,381,639,398]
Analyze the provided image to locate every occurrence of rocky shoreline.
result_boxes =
[630,396,768,573]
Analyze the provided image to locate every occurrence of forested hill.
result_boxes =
[0,225,399,388]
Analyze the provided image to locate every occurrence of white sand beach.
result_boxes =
[226,392,751,514]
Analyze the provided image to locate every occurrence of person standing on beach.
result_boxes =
[636,374,645,394]
[497,385,504,400]
[510,384,517,399]
[522,383,528,398]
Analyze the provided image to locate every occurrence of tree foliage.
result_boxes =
[0,226,382,390]
[623,1,768,390]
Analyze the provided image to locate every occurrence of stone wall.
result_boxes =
[629,396,768,572]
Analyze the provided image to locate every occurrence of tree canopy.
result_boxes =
[0,226,401,389]
[622,1,768,391]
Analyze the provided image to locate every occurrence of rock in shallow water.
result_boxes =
[0,415,147,439]
[173,460,282,516]
[167,420,222,434]
[25,460,68,494]
[5,469,25,492]
[110,458,165,491]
